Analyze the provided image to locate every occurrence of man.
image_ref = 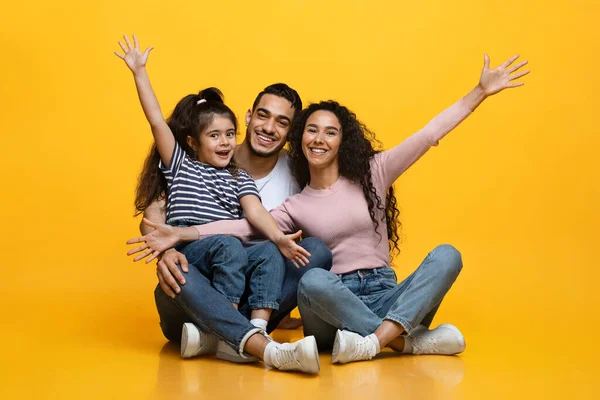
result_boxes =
[142,84,332,373]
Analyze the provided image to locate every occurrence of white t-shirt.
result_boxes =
[253,150,300,211]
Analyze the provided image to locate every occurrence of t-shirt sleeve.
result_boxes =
[236,170,261,201]
[158,141,187,184]
[371,98,472,190]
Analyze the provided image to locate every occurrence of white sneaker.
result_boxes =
[216,341,259,363]
[268,336,320,374]
[331,330,377,364]
[409,324,466,355]
[180,323,218,358]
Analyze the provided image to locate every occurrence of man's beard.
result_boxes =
[247,128,286,158]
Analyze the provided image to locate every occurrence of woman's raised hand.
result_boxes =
[479,54,530,96]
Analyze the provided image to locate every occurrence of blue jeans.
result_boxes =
[173,236,252,304]
[297,244,462,350]
[154,237,332,353]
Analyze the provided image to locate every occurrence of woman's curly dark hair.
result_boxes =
[289,101,402,256]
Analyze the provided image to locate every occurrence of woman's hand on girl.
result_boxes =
[478,54,530,96]
[275,231,312,268]
[127,218,180,263]
[114,34,154,74]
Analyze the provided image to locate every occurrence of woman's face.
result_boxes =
[301,110,342,170]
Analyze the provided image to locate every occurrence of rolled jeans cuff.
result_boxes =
[384,315,413,335]
[238,327,262,357]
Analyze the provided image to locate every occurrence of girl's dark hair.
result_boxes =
[289,101,402,256]
[134,87,238,215]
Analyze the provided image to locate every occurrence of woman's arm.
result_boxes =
[127,201,300,263]
[114,35,176,167]
[374,54,529,190]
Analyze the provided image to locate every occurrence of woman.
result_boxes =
[129,53,529,364]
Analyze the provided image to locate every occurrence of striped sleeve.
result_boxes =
[159,142,187,183]
[236,170,261,201]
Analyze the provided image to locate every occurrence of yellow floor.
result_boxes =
[1,289,596,400]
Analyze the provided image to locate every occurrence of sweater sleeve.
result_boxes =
[194,199,298,242]
[371,98,472,190]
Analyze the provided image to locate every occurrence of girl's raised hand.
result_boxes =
[114,34,154,74]
[479,54,530,96]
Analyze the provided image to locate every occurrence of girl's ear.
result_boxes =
[186,135,197,152]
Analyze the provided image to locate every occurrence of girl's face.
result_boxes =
[188,115,237,168]
[301,110,342,170]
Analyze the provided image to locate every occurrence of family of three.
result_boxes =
[117,35,529,374]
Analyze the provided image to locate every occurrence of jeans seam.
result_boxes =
[384,316,412,334]
[249,301,279,310]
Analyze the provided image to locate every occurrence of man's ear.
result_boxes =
[245,109,252,126]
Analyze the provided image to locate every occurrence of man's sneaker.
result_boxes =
[180,323,218,358]
[409,324,466,355]
[268,336,320,374]
[331,330,377,364]
[216,341,259,363]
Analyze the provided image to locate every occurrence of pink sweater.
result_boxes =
[195,99,472,274]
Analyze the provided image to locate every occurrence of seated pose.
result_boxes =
[117,35,321,374]
[130,53,529,364]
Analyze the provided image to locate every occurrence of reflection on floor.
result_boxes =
[0,293,595,399]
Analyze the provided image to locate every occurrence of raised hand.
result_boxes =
[479,54,530,96]
[114,34,154,74]
[276,230,312,268]
[127,218,180,263]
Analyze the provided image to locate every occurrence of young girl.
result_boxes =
[115,35,311,345]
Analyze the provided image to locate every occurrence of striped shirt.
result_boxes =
[159,142,260,226]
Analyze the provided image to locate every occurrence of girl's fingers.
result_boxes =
[114,51,125,59]
[133,34,139,49]
[118,41,128,53]
[123,35,133,50]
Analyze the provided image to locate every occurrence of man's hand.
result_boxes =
[156,248,189,298]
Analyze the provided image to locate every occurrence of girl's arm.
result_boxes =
[114,35,176,167]
[240,195,310,268]
[373,54,530,190]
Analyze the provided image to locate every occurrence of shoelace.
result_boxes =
[351,337,375,360]
[275,344,301,369]
[411,335,439,355]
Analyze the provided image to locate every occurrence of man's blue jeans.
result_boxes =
[154,236,332,353]
[297,244,463,350]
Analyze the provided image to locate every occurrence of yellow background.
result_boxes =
[1,0,598,398]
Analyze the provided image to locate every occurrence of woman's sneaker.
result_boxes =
[180,323,218,358]
[407,324,466,355]
[265,336,320,374]
[332,330,378,364]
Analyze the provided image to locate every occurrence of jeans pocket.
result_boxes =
[377,277,397,290]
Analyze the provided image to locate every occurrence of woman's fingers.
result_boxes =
[510,69,530,81]
[127,243,148,256]
[133,248,153,262]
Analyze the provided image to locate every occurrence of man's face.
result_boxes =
[245,94,295,158]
